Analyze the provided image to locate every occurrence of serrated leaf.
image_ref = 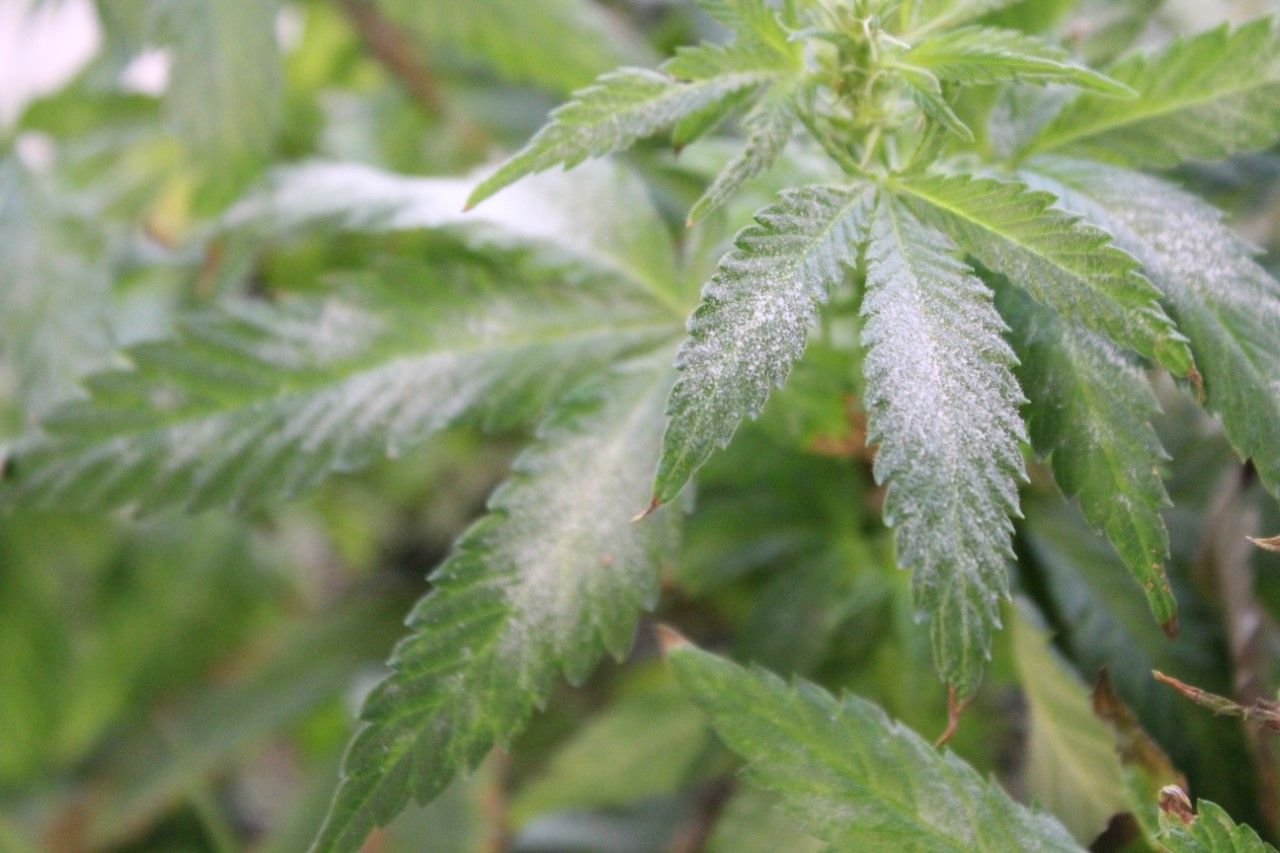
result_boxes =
[377,0,652,94]
[469,37,797,208]
[1010,602,1128,843]
[0,263,677,515]
[1023,19,1280,167]
[226,160,685,312]
[688,94,795,224]
[1161,800,1277,853]
[312,358,680,853]
[996,284,1175,628]
[667,641,1082,851]
[898,26,1133,94]
[861,194,1025,697]
[891,172,1193,376]
[1024,157,1280,497]
[654,183,873,505]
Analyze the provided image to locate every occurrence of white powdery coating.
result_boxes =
[1028,156,1280,491]
[896,172,1185,371]
[223,159,680,300]
[17,274,669,512]
[658,184,872,498]
[862,196,1026,692]
[493,366,674,675]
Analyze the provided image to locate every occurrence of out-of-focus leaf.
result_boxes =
[511,668,710,824]
[1010,600,1128,843]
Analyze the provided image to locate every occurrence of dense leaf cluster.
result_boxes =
[5,0,1280,850]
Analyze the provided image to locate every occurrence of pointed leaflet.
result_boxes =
[996,284,1175,628]
[1025,157,1280,497]
[688,92,795,225]
[667,642,1081,851]
[313,359,679,853]
[654,184,873,505]
[1160,800,1276,853]
[897,26,1133,95]
[892,172,1193,376]
[907,0,1026,35]
[0,262,676,514]
[1023,19,1280,168]
[861,194,1025,697]
[468,33,800,207]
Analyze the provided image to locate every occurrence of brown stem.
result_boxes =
[480,750,513,853]
[337,0,445,115]
[1193,467,1280,834]
[668,777,735,853]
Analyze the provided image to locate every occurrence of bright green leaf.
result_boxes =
[1160,800,1277,853]
[898,26,1134,95]
[0,264,676,514]
[1025,157,1280,497]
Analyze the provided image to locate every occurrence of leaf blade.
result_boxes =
[667,641,1082,851]
[1023,19,1280,167]
[892,171,1193,376]
[862,193,1026,696]
[996,283,1176,627]
[654,183,873,505]
[312,358,680,852]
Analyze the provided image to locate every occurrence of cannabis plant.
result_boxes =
[5,0,1280,850]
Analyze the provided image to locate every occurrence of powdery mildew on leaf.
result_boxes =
[1,267,676,514]
[1026,157,1280,497]
[997,284,1175,628]
[654,183,873,504]
[894,172,1193,376]
[313,359,679,852]
[862,194,1026,697]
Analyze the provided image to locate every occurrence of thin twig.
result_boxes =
[337,0,445,115]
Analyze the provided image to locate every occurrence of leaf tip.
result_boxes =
[631,496,662,523]
[654,623,690,655]
[1248,534,1280,553]
[1158,785,1196,826]
[934,685,973,748]
[1186,366,1204,402]
[1161,615,1180,639]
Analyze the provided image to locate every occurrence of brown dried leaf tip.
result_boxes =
[1159,785,1196,826]
[654,624,691,656]
[631,496,662,523]
[934,685,973,748]
[1248,535,1280,553]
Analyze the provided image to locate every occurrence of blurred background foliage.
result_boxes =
[2,0,1280,850]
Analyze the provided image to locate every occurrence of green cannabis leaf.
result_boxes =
[314,359,679,851]
[666,636,1082,851]
[1023,19,1280,167]
[653,184,872,506]
[861,193,1025,697]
